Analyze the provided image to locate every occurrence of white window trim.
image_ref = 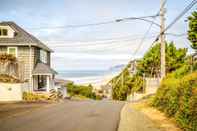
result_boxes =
[7,47,18,57]
[0,28,8,37]
[40,49,47,63]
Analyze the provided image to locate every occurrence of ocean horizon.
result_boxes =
[56,69,121,84]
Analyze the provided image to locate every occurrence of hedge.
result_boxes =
[152,72,197,131]
[66,83,102,100]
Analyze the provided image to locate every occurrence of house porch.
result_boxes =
[32,63,57,93]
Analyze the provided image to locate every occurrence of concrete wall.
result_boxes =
[145,78,160,94]
[0,83,24,101]
[127,77,161,102]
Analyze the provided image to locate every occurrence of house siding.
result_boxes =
[0,45,52,92]
[0,46,7,53]
[16,47,51,80]
[17,46,35,81]
[0,46,37,81]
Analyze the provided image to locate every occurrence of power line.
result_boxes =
[166,33,187,37]
[43,32,159,43]
[47,35,157,47]
[26,14,159,30]
[132,18,156,57]
[43,32,183,48]
[109,1,168,87]
[153,0,197,43]
[131,6,162,58]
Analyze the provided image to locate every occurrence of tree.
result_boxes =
[111,42,187,101]
[112,68,132,101]
[137,42,187,77]
[66,83,99,99]
[188,11,197,50]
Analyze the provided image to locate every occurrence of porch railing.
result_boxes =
[0,61,25,81]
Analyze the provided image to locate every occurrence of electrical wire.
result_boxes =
[47,35,157,48]
[153,0,197,44]
[26,14,159,30]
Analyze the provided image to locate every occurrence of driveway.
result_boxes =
[0,100,124,131]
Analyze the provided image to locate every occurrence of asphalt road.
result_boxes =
[0,100,124,131]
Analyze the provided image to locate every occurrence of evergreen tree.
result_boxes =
[188,11,197,50]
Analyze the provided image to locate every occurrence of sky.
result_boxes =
[0,0,196,71]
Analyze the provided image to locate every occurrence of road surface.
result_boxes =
[0,100,124,131]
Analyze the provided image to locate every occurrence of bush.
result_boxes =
[152,72,197,131]
[175,73,197,131]
[130,75,144,93]
[0,74,21,83]
[169,64,191,78]
[23,92,49,101]
[66,83,101,100]
[0,53,16,63]
[111,68,144,101]
[153,78,180,116]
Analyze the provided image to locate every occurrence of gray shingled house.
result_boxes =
[0,21,57,93]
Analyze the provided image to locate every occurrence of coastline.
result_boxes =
[56,70,120,89]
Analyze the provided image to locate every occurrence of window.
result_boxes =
[2,29,8,36]
[7,47,18,57]
[0,28,8,36]
[40,50,47,63]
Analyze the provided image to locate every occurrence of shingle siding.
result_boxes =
[17,46,34,80]
[0,46,7,53]
[0,46,34,80]
[0,45,52,87]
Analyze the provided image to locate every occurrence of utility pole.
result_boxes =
[160,0,166,79]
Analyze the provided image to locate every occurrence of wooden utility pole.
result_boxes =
[160,0,166,79]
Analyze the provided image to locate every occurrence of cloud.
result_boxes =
[0,0,194,71]
[52,52,132,60]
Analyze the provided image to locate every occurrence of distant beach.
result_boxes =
[57,69,121,86]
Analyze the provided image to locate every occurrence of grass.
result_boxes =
[70,95,91,101]
[131,97,182,131]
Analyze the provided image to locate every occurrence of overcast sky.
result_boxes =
[0,0,196,71]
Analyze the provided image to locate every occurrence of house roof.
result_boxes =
[0,21,53,52]
[32,63,57,75]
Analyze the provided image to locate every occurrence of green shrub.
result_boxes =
[0,53,16,63]
[23,92,49,101]
[175,73,197,131]
[66,83,101,100]
[0,74,22,83]
[152,78,180,116]
[152,72,197,131]
[130,75,144,93]
[170,64,191,78]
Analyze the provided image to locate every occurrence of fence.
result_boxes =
[145,77,160,94]
[0,61,18,77]
[127,77,160,101]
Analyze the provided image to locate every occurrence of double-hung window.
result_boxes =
[7,47,18,57]
[0,28,8,36]
[40,50,47,63]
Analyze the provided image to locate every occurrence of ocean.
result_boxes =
[57,69,121,85]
